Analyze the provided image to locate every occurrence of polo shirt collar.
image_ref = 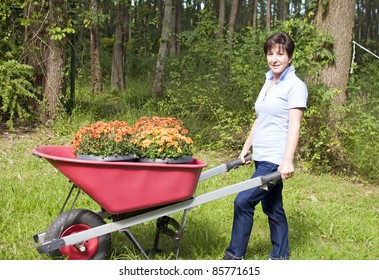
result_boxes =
[266,64,295,83]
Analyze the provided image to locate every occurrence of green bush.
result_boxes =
[0,60,39,129]
[342,56,379,182]
[340,100,379,182]
[279,18,334,79]
[299,85,343,173]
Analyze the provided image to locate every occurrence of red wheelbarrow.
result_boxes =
[32,145,280,260]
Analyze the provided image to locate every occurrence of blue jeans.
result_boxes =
[225,161,289,259]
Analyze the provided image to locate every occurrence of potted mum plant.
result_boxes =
[132,116,194,163]
[71,120,136,161]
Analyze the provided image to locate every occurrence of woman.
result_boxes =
[223,32,308,260]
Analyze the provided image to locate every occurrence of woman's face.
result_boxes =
[266,45,292,79]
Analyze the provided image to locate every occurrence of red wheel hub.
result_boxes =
[59,224,99,260]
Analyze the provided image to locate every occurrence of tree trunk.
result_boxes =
[153,0,174,97]
[127,0,132,42]
[259,0,266,28]
[217,0,225,38]
[90,0,102,93]
[314,0,355,107]
[111,1,127,92]
[277,0,286,22]
[266,0,271,31]
[227,0,239,48]
[252,0,258,30]
[365,0,372,40]
[374,0,379,52]
[169,0,179,57]
[43,0,68,120]
[175,0,182,54]
[314,0,355,159]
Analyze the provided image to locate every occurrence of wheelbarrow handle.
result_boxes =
[225,154,252,172]
[260,171,282,185]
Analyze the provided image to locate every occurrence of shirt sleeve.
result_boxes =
[288,79,308,109]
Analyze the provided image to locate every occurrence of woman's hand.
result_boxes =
[239,149,251,164]
[278,161,295,180]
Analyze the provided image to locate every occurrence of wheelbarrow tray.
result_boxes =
[32,146,207,214]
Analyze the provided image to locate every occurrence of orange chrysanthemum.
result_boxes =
[71,116,193,160]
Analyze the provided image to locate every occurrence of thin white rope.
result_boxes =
[353,41,379,59]
[350,41,379,74]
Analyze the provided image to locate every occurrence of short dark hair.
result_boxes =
[264,32,295,58]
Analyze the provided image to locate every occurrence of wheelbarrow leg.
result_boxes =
[59,184,81,214]
[121,228,150,259]
[175,208,189,260]
[151,209,190,260]
[151,216,180,254]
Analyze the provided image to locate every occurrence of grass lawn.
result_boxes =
[0,128,378,260]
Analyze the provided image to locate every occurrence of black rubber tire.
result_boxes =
[44,209,111,260]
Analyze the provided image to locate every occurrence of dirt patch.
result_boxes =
[1,124,38,139]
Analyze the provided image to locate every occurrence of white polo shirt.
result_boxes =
[253,65,308,165]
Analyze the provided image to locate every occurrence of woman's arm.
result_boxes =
[279,108,304,179]
[239,119,259,163]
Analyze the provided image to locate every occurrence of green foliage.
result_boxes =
[47,24,75,40]
[0,60,39,129]
[0,0,22,21]
[299,85,342,173]
[162,11,245,149]
[124,50,156,78]
[279,18,334,78]
[0,1,25,61]
[342,56,379,182]
[349,54,379,102]
[82,8,109,28]
[298,54,379,182]
[340,100,379,182]
[48,77,156,139]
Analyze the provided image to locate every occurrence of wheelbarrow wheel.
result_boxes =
[44,209,111,260]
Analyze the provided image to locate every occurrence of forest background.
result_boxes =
[0,0,378,261]
[1,0,377,181]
